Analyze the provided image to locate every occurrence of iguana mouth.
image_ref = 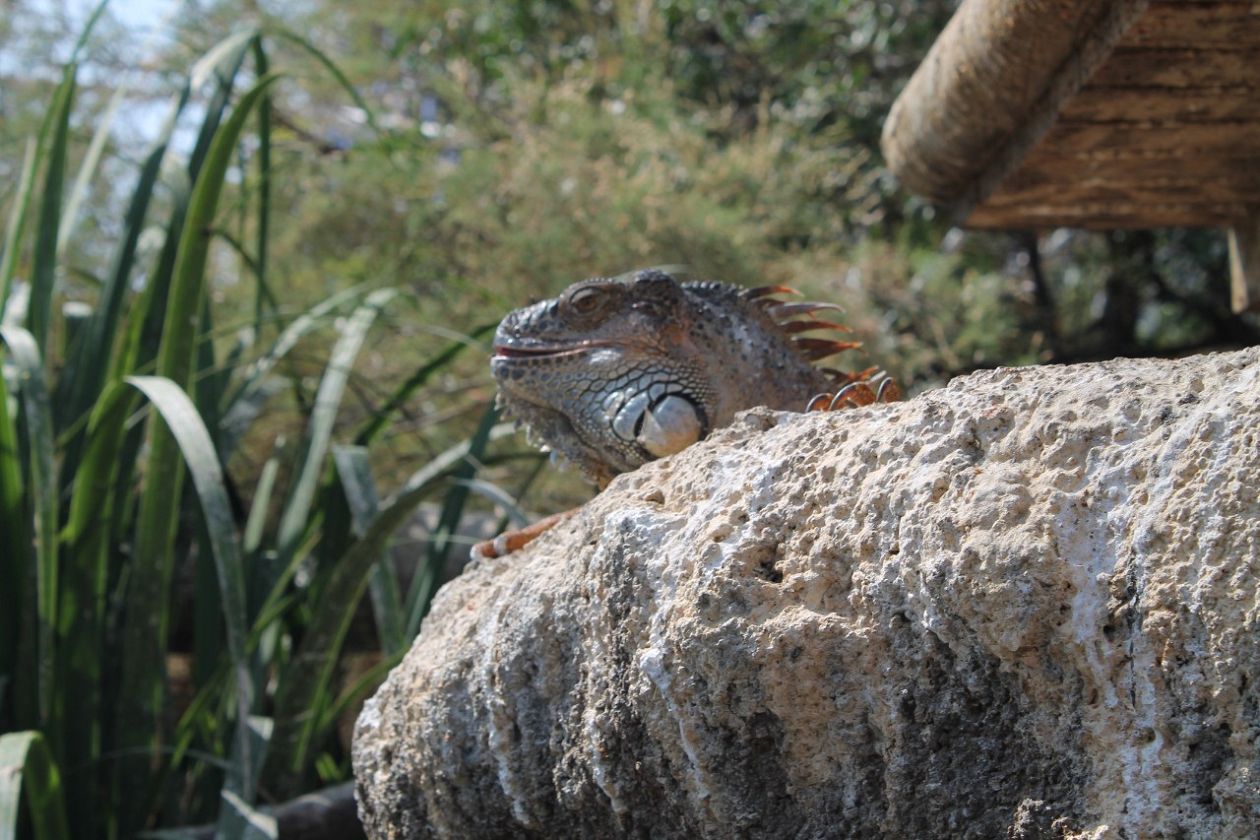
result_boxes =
[492,340,610,359]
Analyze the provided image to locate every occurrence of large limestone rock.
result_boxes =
[353,348,1260,839]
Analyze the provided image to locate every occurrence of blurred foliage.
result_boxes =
[0,0,1257,833]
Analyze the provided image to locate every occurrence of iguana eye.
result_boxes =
[568,287,606,315]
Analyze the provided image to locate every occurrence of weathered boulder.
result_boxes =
[353,348,1260,839]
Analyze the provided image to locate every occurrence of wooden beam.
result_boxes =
[1229,212,1260,313]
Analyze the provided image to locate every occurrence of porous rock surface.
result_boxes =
[354,348,1260,839]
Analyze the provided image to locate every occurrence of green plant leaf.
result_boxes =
[56,83,125,260]
[27,67,76,352]
[274,287,397,564]
[267,25,383,136]
[404,402,499,639]
[58,84,190,445]
[332,445,402,654]
[190,29,258,92]
[0,731,69,840]
[218,283,365,458]
[0,326,57,729]
[0,349,28,726]
[352,321,495,447]
[263,420,515,787]
[250,38,275,338]
[54,381,132,823]
[0,138,38,317]
[0,0,107,321]
[123,376,258,808]
[115,74,282,821]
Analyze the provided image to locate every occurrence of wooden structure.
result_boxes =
[882,0,1260,312]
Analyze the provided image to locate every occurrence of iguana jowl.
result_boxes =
[491,268,891,489]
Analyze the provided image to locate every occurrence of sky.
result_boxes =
[47,0,179,44]
[5,0,194,150]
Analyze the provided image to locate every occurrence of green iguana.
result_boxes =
[477,268,895,556]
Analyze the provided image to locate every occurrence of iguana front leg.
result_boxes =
[471,509,578,559]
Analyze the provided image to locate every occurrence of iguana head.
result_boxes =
[492,269,715,485]
[492,268,860,485]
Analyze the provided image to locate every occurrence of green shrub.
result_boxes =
[0,15,506,837]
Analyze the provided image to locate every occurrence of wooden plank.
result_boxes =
[1035,120,1260,154]
[1089,47,1260,88]
[1229,212,1260,313]
[968,202,1246,229]
[1063,86,1260,123]
[1010,151,1260,181]
[985,174,1258,209]
[1120,3,1260,50]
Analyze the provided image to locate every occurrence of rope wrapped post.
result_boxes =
[881,0,1150,218]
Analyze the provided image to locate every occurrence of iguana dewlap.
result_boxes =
[491,268,881,488]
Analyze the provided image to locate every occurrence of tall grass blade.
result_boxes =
[124,376,257,808]
[193,298,221,440]
[190,29,257,92]
[0,327,57,731]
[0,138,37,316]
[0,731,69,840]
[332,444,402,654]
[27,68,76,352]
[251,39,274,337]
[313,651,401,738]
[0,355,29,728]
[115,75,281,825]
[264,422,515,786]
[55,382,133,833]
[121,29,255,383]
[66,0,111,62]
[0,0,107,320]
[56,84,125,260]
[219,284,364,458]
[274,287,397,563]
[353,322,494,446]
[113,30,253,390]
[188,31,258,178]
[260,428,511,790]
[404,403,498,639]
[58,85,190,459]
[267,25,383,136]
[244,446,280,556]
